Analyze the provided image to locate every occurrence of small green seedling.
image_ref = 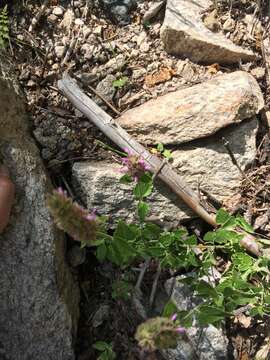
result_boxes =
[113,76,128,89]
[93,341,116,360]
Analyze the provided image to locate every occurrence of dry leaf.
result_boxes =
[207,63,220,74]
[255,338,270,360]
[234,313,251,328]
[239,353,250,360]
[145,67,176,87]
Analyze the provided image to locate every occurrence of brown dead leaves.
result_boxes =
[145,67,176,87]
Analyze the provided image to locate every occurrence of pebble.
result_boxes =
[54,45,66,59]
[47,14,58,24]
[223,17,235,32]
[81,43,95,60]
[52,6,64,17]
[75,18,84,26]
[133,68,147,79]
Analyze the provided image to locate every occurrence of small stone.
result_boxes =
[74,18,84,26]
[251,67,265,80]
[52,6,64,17]
[103,54,126,73]
[52,63,59,71]
[203,9,220,32]
[17,34,24,41]
[93,25,102,35]
[82,26,91,39]
[60,9,75,29]
[223,17,235,32]
[95,74,116,103]
[47,14,58,24]
[55,45,66,59]
[81,43,95,60]
[133,68,147,80]
[140,41,150,52]
[26,79,36,88]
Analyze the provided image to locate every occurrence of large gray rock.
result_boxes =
[161,0,256,64]
[0,72,79,358]
[72,118,257,224]
[118,71,264,145]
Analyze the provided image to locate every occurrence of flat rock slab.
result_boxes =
[0,75,79,359]
[72,119,257,224]
[161,0,256,64]
[118,71,263,145]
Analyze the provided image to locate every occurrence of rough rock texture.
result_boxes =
[0,73,79,359]
[161,0,256,64]
[163,277,228,360]
[72,118,257,224]
[118,71,264,145]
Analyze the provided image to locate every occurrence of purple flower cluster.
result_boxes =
[171,313,185,334]
[47,188,98,245]
[120,148,151,181]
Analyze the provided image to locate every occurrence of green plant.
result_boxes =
[93,341,116,360]
[48,148,270,351]
[156,143,173,161]
[0,6,9,49]
[112,76,128,89]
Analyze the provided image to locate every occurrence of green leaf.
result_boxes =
[96,243,107,262]
[133,173,153,199]
[183,235,197,246]
[163,149,172,160]
[112,76,128,88]
[93,341,109,351]
[216,208,232,225]
[197,305,226,325]
[157,143,164,152]
[162,300,178,317]
[137,201,149,222]
[195,280,218,298]
[236,215,254,233]
[119,174,132,184]
[203,231,217,243]
[232,252,254,272]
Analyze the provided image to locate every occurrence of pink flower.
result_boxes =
[120,148,151,181]
[175,327,185,334]
[171,314,177,322]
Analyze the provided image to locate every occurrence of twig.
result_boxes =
[28,0,50,32]
[222,137,257,188]
[74,74,121,116]
[40,45,52,80]
[149,262,161,309]
[136,258,150,290]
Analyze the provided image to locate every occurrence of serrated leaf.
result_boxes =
[216,208,232,225]
[197,305,226,325]
[232,252,254,272]
[133,173,153,199]
[137,201,149,222]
